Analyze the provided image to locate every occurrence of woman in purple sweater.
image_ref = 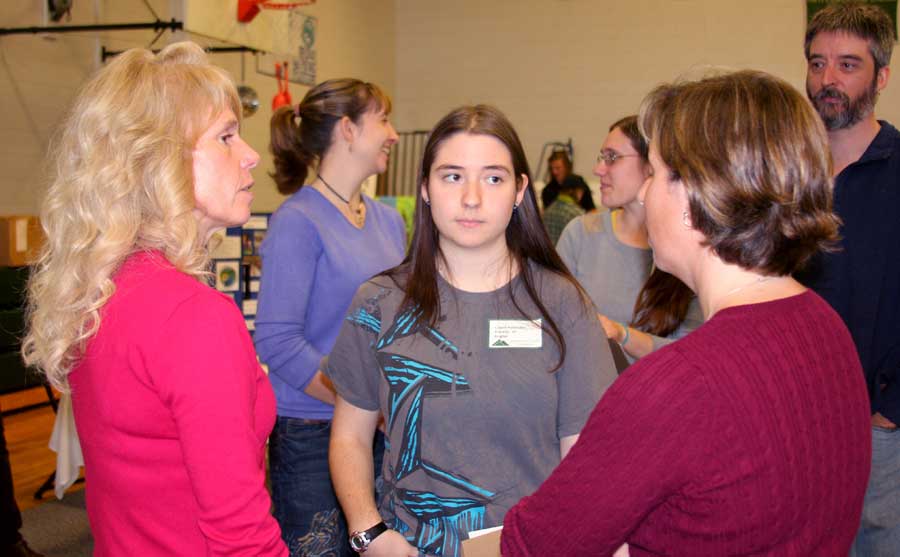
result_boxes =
[502,70,873,555]
[255,79,406,556]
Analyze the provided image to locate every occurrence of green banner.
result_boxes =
[807,1,899,39]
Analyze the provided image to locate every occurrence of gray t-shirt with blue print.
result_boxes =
[326,266,617,557]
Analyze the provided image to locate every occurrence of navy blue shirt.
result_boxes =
[800,120,900,424]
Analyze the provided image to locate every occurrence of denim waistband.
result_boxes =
[277,415,331,425]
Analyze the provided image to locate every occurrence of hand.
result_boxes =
[365,529,419,557]
[872,412,897,430]
[303,370,337,405]
[597,313,624,343]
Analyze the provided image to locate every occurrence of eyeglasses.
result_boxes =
[596,151,640,165]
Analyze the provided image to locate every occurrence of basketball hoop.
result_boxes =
[237,0,316,23]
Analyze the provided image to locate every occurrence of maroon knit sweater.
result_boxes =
[502,291,871,556]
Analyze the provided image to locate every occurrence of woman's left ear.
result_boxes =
[675,181,693,227]
[339,115,356,144]
[515,174,529,206]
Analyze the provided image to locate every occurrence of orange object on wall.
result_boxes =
[0,216,45,267]
[271,62,292,110]
[237,0,263,23]
[237,0,317,23]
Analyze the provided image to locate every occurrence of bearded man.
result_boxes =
[801,3,900,555]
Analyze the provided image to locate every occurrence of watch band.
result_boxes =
[349,521,388,553]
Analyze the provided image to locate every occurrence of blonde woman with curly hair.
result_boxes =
[22,42,287,557]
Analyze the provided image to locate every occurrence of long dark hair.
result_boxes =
[611,115,693,336]
[630,269,694,336]
[269,78,391,195]
[388,105,587,372]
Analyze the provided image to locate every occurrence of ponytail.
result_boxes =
[268,78,392,196]
[270,106,313,195]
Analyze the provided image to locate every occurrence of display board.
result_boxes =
[209,212,271,334]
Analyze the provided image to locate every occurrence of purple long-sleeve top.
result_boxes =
[255,187,406,419]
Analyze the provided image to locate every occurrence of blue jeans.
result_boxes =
[851,426,900,557]
[269,417,384,557]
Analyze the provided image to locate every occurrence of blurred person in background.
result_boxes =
[540,150,595,212]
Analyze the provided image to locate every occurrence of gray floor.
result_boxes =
[20,490,93,557]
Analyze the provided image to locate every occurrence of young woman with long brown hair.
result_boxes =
[325,105,617,557]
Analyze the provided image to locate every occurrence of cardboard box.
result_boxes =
[0,216,44,267]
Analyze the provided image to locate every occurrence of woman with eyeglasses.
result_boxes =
[556,116,701,361]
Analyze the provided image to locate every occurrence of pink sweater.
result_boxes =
[502,291,871,556]
[70,251,286,557]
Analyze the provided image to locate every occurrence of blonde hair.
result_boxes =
[23,41,241,391]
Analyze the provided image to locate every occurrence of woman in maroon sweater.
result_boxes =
[502,70,872,556]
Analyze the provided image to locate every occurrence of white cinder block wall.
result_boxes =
[392,0,900,197]
[1,0,898,214]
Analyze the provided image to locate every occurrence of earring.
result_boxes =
[424,199,431,207]
[512,203,519,213]
[682,210,691,228]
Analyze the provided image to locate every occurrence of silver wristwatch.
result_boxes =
[349,521,388,553]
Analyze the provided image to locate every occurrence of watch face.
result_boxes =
[349,533,368,552]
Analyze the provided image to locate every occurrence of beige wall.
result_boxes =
[0,0,395,214]
[186,0,396,211]
[393,0,900,190]
[2,0,898,214]
[0,1,105,215]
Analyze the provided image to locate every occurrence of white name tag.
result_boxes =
[488,319,542,348]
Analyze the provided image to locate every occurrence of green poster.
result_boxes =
[807,1,899,39]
